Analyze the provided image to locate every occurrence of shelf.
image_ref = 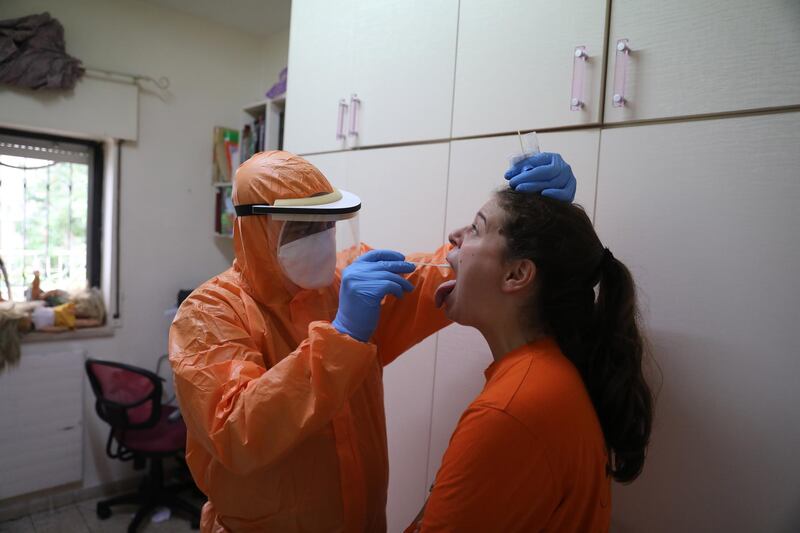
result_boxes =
[243,100,268,114]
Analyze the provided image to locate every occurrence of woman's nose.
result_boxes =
[448,227,465,247]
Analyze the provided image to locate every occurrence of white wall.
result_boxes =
[261,28,290,96]
[0,0,283,492]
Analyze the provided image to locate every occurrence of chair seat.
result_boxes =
[117,406,187,453]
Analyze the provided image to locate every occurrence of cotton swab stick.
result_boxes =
[408,262,451,268]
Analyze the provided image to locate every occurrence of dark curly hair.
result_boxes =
[496,189,654,483]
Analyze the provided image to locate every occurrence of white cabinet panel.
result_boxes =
[425,324,490,488]
[342,143,449,531]
[383,336,437,533]
[452,0,607,137]
[285,0,352,154]
[595,113,800,532]
[346,143,450,254]
[349,0,458,148]
[446,130,600,231]
[605,0,800,123]
[304,151,349,189]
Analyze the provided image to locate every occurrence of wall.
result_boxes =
[0,0,274,493]
[261,28,290,97]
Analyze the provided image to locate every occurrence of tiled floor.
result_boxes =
[0,495,204,533]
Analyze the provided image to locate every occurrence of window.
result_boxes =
[0,129,103,302]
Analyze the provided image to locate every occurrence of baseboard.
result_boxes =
[0,477,139,522]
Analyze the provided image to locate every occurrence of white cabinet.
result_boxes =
[345,143,450,252]
[452,0,608,138]
[308,143,449,533]
[306,142,450,253]
[365,144,448,533]
[444,131,600,228]
[286,0,457,154]
[284,0,352,155]
[594,113,800,532]
[604,0,800,123]
[427,130,601,486]
[308,143,450,528]
[349,0,458,149]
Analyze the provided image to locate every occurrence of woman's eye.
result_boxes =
[470,224,478,233]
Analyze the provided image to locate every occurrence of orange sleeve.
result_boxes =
[372,243,453,366]
[170,302,376,476]
[418,406,559,533]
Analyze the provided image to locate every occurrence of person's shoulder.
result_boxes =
[173,269,249,323]
[503,347,594,429]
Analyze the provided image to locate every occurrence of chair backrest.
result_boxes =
[85,359,162,431]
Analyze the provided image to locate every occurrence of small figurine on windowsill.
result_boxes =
[29,270,43,301]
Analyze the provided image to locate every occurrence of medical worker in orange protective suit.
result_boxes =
[169,149,577,532]
[169,151,453,532]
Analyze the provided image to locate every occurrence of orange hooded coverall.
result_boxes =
[169,151,452,532]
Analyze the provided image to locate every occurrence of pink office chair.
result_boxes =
[85,359,200,532]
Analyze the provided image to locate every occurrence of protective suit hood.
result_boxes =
[231,151,335,305]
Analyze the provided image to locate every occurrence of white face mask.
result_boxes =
[277,227,337,289]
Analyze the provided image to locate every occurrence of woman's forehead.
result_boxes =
[477,197,504,225]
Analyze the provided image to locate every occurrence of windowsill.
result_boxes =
[21,325,116,344]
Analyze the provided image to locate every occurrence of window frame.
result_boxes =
[0,127,105,295]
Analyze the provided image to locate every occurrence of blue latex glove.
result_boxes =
[332,250,416,342]
[504,152,577,202]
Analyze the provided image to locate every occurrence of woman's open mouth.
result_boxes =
[435,280,456,308]
[434,253,458,308]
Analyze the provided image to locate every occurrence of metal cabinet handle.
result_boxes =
[348,94,361,136]
[612,39,630,107]
[336,99,348,139]
[570,46,588,111]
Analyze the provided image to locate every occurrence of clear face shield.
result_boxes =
[274,212,360,289]
[235,189,362,290]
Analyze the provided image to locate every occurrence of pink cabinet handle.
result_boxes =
[612,39,630,107]
[570,46,588,111]
[336,99,348,139]
[348,94,361,136]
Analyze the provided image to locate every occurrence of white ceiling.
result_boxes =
[141,0,291,38]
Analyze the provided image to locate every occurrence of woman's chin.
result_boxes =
[442,297,460,323]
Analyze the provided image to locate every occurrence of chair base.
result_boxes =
[95,455,201,532]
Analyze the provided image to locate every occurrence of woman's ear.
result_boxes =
[502,258,536,293]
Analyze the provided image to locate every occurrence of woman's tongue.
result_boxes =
[435,280,457,308]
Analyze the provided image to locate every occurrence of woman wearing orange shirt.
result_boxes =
[409,177,654,532]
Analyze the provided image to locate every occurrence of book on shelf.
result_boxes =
[215,185,235,236]
[213,126,239,183]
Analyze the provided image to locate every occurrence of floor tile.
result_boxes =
[29,505,88,533]
[0,516,36,533]
[75,499,134,533]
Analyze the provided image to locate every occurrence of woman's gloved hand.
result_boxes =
[332,250,416,342]
[504,152,577,202]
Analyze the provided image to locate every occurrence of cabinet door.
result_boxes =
[284,0,352,155]
[345,143,449,532]
[348,0,458,148]
[427,131,601,486]
[345,143,450,253]
[594,113,800,532]
[304,151,349,189]
[452,0,607,138]
[605,0,800,123]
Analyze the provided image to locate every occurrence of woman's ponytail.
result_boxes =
[590,251,652,483]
